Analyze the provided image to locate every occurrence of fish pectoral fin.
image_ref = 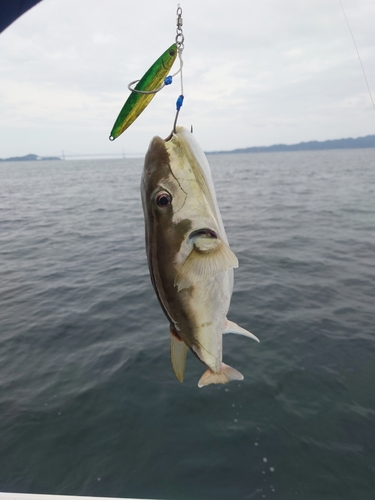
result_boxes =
[223,319,260,342]
[198,363,244,388]
[174,241,238,292]
[170,327,188,383]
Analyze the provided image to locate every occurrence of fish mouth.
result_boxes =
[189,228,221,253]
[189,228,218,240]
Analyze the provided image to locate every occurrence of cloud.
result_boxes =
[1,0,375,157]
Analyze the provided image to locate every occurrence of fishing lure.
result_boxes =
[109,43,178,141]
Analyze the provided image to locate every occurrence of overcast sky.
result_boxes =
[1,0,375,157]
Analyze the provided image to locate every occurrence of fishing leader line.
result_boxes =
[173,4,185,132]
[109,4,185,140]
[127,3,185,128]
[339,0,375,111]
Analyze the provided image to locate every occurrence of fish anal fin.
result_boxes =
[174,240,238,292]
[198,363,244,388]
[170,327,188,383]
[224,319,260,342]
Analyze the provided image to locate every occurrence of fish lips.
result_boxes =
[189,227,219,238]
[189,228,218,240]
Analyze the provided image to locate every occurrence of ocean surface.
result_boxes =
[0,147,374,500]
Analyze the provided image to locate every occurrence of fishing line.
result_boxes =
[339,0,375,110]
[128,5,185,133]
[127,5,185,104]
[109,5,185,141]
[173,4,185,132]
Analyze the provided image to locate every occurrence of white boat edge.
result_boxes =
[0,494,160,500]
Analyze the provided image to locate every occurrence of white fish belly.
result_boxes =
[177,271,232,373]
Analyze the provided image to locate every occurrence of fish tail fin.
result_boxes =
[198,363,244,388]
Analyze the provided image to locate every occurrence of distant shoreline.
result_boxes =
[0,154,61,162]
[207,134,375,154]
[2,134,375,161]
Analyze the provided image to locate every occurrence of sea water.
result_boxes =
[0,149,374,500]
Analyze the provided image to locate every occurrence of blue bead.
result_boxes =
[176,95,184,110]
[164,76,173,85]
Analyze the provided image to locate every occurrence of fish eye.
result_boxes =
[156,192,172,208]
[169,49,175,56]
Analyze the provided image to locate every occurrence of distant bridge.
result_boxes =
[60,152,144,160]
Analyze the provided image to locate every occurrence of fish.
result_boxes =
[109,43,178,140]
[141,126,259,387]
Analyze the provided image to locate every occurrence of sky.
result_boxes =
[1,0,375,158]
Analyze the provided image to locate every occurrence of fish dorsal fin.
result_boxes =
[174,239,238,292]
[170,327,188,382]
[223,319,260,342]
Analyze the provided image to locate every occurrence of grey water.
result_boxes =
[0,148,374,500]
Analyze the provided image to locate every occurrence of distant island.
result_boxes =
[2,134,375,160]
[208,134,375,154]
[0,154,61,162]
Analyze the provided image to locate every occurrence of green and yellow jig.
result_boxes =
[109,6,185,140]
